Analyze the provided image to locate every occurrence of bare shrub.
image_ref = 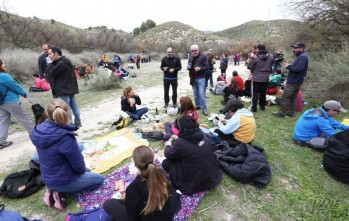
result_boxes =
[89,68,122,91]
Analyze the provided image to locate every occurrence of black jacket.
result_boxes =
[38,53,48,78]
[164,134,223,195]
[216,142,271,187]
[160,56,182,80]
[121,95,141,113]
[47,56,79,97]
[323,130,349,184]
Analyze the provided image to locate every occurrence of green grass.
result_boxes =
[2,61,349,221]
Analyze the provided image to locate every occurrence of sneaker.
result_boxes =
[203,110,208,116]
[173,103,177,108]
[74,121,82,127]
[53,192,68,210]
[272,112,286,118]
[0,141,13,149]
[195,106,201,110]
[164,104,168,109]
[43,188,55,207]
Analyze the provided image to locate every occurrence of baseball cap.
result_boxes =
[291,42,305,48]
[324,100,347,113]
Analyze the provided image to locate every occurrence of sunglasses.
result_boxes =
[191,50,198,52]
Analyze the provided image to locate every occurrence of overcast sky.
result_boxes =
[2,0,295,33]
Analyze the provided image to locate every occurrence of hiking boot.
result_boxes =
[195,106,201,110]
[286,112,295,117]
[0,141,13,149]
[43,188,55,207]
[53,192,68,210]
[272,112,286,118]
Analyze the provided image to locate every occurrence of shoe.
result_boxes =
[286,112,295,117]
[53,192,68,210]
[260,107,265,111]
[75,122,82,127]
[0,141,13,149]
[272,112,286,118]
[43,188,55,207]
[251,108,257,112]
[173,103,177,108]
[195,106,201,110]
[164,104,168,109]
[203,110,208,116]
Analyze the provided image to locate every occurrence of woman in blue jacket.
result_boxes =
[0,59,33,149]
[30,98,104,210]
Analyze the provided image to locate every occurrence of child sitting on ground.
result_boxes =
[121,86,148,120]
[164,96,199,136]
[29,74,50,92]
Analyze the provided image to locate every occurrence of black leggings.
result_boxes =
[103,199,127,221]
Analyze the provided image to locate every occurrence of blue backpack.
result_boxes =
[65,207,110,221]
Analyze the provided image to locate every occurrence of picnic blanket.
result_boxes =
[77,157,206,221]
[82,128,149,174]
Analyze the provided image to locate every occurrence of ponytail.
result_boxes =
[46,98,70,125]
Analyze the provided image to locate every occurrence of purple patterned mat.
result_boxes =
[77,160,206,221]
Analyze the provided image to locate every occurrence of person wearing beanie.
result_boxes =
[293,100,349,149]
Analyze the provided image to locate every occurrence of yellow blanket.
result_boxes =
[83,128,149,174]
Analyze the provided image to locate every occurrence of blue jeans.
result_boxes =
[31,142,84,162]
[126,107,148,120]
[49,172,104,193]
[58,95,81,124]
[192,77,206,110]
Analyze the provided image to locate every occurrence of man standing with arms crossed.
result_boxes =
[273,42,308,118]
[47,46,82,127]
[160,47,182,108]
[187,44,209,116]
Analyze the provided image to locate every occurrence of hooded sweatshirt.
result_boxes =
[248,51,274,82]
[30,120,85,186]
[218,108,256,143]
[293,107,349,142]
[0,72,27,103]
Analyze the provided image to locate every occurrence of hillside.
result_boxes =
[136,21,227,45]
[214,19,301,41]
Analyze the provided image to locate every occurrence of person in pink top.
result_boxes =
[164,96,199,136]
[30,74,50,92]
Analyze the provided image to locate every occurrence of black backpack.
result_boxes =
[0,169,43,199]
[141,131,164,142]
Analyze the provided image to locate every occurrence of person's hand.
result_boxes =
[133,91,138,96]
[169,68,174,73]
[164,67,168,71]
[164,140,172,147]
[283,61,289,68]
[23,93,27,98]
[194,67,201,72]
[171,135,178,140]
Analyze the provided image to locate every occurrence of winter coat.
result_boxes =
[160,56,182,80]
[323,130,349,184]
[286,51,308,84]
[30,120,85,186]
[46,56,79,97]
[0,72,27,103]
[215,142,271,187]
[293,107,349,142]
[247,51,274,82]
[121,95,142,113]
[164,129,223,195]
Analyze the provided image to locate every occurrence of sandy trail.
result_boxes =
[1,60,250,170]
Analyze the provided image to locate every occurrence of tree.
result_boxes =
[132,19,156,36]
[133,27,140,36]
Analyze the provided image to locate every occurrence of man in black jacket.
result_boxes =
[38,43,50,79]
[160,47,182,108]
[47,46,81,127]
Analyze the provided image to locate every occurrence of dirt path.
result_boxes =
[1,60,250,170]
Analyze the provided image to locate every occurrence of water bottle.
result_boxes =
[155,107,159,123]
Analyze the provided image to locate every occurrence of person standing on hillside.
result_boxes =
[160,47,182,108]
[38,43,51,79]
[247,44,274,112]
[273,42,308,118]
[47,46,82,127]
[187,44,209,116]
[205,49,215,89]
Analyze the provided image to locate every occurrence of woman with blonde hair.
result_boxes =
[121,86,148,120]
[30,98,104,210]
[103,145,180,220]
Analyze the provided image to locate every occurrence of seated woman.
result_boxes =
[165,96,198,136]
[121,86,148,120]
[29,73,50,92]
[30,98,104,210]
[222,78,239,104]
[162,116,223,195]
[214,98,256,147]
[103,145,180,221]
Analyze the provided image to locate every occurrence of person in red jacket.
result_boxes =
[30,74,50,92]
[232,71,244,92]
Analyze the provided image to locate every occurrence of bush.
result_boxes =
[89,68,123,91]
